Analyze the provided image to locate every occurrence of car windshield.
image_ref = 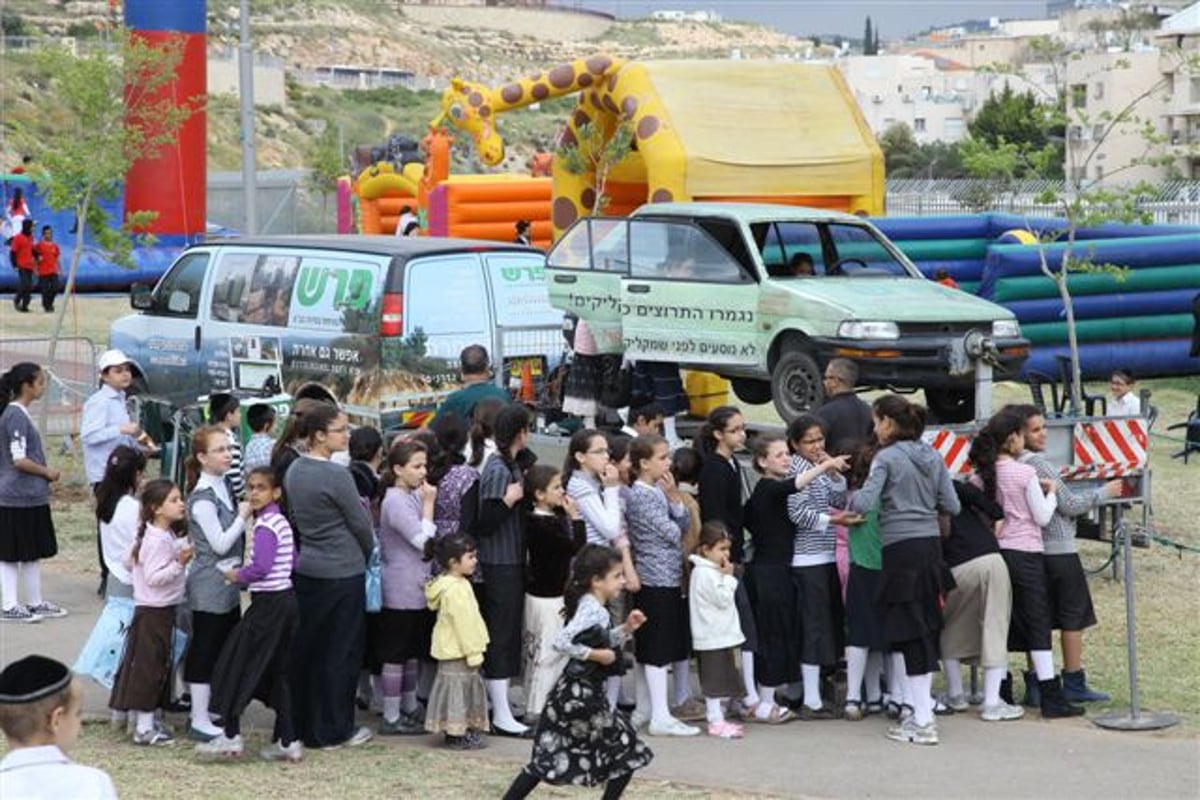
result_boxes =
[752,220,918,278]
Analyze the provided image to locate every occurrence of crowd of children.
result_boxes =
[1,347,1131,797]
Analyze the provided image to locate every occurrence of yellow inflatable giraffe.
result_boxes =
[433,54,689,239]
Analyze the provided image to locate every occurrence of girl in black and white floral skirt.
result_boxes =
[502,545,653,800]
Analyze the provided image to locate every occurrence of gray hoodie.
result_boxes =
[848,440,961,547]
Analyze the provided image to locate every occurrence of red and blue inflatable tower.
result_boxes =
[123,0,206,240]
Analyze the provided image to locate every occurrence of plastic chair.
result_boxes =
[1168,396,1200,464]
[1026,371,1061,417]
[1054,355,1106,416]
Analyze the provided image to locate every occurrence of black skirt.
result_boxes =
[881,537,947,676]
[791,563,845,667]
[477,564,525,680]
[210,589,299,723]
[110,605,176,712]
[1044,553,1097,632]
[632,586,690,667]
[747,564,798,686]
[734,568,759,652]
[0,505,57,562]
[1002,549,1053,652]
[370,607,435,665]
[845,564,887,650]
[630,361,688,416]
[528,671,653,786]
[562,353,604,413]
[184,608,242,684]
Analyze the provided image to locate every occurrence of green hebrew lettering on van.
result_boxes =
[296,266,374,309]
[500,266,544,282]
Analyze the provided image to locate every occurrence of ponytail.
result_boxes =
[185,425,225,493]
[696,405,741,457]
[871,394,927,442]
[468,398,503,468]
[969,409,1026,503]
[95,445,147,524]
[561,544,622,621]
[0,362,41,414]
[133,479,176,564]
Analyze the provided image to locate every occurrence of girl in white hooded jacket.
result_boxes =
[687,522,746,739]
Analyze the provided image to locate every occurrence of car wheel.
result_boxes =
[770,350,824,421]
[925,387,976,424]
[731,377,772,405]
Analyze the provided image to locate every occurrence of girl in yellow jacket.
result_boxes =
[424,534,490,750]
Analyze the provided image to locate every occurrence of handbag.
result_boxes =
[365,545,383,613]
[562,624,628,679]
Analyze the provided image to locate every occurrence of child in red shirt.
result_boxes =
[9,219,36,313]
[34,226,60,313]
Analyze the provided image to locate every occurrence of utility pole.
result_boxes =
[239,0,257,234]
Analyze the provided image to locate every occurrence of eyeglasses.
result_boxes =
[587,448,610,455]
[326,425,350,434]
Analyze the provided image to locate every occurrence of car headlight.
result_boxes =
[837,320,900,340]
[992,319,1021,338]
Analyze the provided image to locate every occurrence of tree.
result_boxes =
[10,31,200,391]
[304,122,344,225]
[965,36,1198,410]
[863,16,877,56]
[967,84,1063,178]
[556,118,635,214]
[878,122,967,179]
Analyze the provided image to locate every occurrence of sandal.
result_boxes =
[762,704,795,725]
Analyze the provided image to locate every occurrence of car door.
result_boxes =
[113,249,211,405]
[544,217,628,354]
[481,250,565,386]
[620,218,761,367]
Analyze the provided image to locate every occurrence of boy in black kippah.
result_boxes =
[0,655,117,799]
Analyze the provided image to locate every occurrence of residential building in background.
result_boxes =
[1158,2,1200,180]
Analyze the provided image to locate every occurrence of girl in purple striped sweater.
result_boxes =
[198,467,302,762]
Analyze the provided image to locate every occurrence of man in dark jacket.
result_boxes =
[815,358,873,456]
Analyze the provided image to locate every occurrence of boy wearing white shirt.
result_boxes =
[0,655,117,800]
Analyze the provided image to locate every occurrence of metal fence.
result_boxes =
[206,169,336,235]
[0,337,100,437]
[886,179,1200,225]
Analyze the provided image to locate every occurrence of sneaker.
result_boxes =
[969,690,986,706]
[463,730,488,750]
[133,727,175,747]
[980,702,1026,722]
[24,601,65,618]
[670,698,707,722]
[843,700,865,721]
[188,725,221,743]
[346,725,373,747]
[933,693,967,715]
[706,720,744,739]
[886,718,939,745]
[195,733,243,759]
[379,715,425,736]
[799,703,838,721]
[260,740,304,763]
[647,716,701,737]
[0,605,40,623]
[25,601,68,619]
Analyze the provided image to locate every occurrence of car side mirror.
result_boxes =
[130,283,152,310]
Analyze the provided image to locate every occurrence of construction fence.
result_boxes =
[0,337,100,438]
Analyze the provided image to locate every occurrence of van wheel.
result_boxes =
[770,350,824,421]
[731,378,772,405]
[926,387,976,424]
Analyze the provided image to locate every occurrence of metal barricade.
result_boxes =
[0,337,100,438]
[491,323,568,415]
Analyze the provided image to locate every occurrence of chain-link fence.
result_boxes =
[207,170,336,235]
[0,337,100,437]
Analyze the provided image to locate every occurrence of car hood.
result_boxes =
[773,278,1015,322]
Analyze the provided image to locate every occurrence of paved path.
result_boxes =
[7,570,1198,799]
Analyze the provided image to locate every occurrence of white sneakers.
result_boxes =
[194,733,243,759]
[980,702,1026,722]
[260,739,304,763]
[647,716,701,737]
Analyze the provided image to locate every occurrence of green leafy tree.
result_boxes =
[967,84,1063,178]
[878,123,966,179]
[10,31,201,385]
[557,118,636,214]
[305,122,344,226]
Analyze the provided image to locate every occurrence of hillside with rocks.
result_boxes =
[2,1,815,172]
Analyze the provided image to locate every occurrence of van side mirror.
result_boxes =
[130,284,152,310]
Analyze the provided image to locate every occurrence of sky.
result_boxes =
[578,0,1055,37]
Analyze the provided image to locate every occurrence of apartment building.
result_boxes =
[1159,2,1200,179]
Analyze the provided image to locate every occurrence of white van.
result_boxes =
[109,235,562,429]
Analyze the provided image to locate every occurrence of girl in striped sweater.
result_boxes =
[785,415,854,719]
[198,467,302,762]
